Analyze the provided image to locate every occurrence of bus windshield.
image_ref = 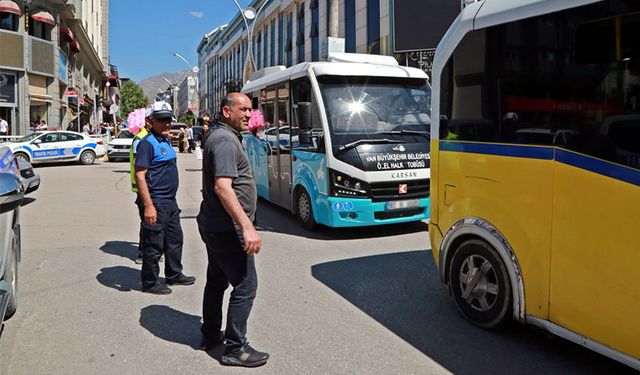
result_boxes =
[317,76,431,146]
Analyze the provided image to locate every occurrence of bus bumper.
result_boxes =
[322,196,430,228]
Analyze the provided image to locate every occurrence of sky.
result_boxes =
[109,0,254,82]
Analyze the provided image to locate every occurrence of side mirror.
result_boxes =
[0,173,24,214]
[299,131,312,144]
[297,102,312,130]
[32,139,41,144]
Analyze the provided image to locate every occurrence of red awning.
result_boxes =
[69,40,80,53]
[60,25,74,42]
[31,10,55,25]
[0,0,21,15]
[0,0,22,16]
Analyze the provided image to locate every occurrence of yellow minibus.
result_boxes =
[430,0,639,370]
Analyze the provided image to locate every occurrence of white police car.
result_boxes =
[6,131,106,165]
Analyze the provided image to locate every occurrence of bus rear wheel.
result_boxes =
[448,238,511,328]
[295,189,316,230]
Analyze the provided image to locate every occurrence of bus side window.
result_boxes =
[291,77,324,152]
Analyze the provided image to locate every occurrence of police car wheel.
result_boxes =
[296,189,316,230]
[80,150,96,165]
[13,152,28,163]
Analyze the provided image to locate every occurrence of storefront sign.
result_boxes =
[64,90,78,97]
[0,73,16,104]
[405,49,436,77]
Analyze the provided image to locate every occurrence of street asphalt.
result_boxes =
[0,152,634,374]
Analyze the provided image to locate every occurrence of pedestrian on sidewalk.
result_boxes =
[177,127,186,153]
[197,93,269,367]
[134,100,195,295]
[186,124,195,153]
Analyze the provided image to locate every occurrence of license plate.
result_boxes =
[385,199,420,211]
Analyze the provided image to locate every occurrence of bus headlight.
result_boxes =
[329,169,369,198]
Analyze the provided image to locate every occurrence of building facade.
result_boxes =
[0,0,110,135]
[176,74,197,121]
[196,0,461,118]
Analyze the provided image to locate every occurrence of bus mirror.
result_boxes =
[299,130,312,144]
[297,102,312,130]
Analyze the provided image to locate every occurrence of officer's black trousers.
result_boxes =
[138,200,184,289]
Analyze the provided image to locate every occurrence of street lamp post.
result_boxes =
[160,76,179,118]
[171,52,199,123]
[231,0,269,83]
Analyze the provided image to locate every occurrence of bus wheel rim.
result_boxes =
[459,254,498,312]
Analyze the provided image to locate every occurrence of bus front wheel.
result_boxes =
[295,189,316,230]
[448,239,512,328]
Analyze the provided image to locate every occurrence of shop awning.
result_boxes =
[31,10,55,25]
[69,40,80,53]
[0,1,21,16]
[60,25,74,43]
[29,93,53,104]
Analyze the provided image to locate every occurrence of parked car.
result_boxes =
[263,126,300,150]
[107,130,135,162]
[6,131,106,165]
[0,145,24,338]
[169,123,188,146]
[600,114,640,169]
[16,159,39,194]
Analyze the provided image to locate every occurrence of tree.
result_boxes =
[120,81,148,118]
[178,111,195,125]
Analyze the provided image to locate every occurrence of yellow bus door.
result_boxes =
[549,149,640,359]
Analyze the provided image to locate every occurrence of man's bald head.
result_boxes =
[220,92,252,132]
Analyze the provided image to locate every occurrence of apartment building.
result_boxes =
[0,0,110,135]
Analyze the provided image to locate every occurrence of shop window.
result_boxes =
[0,12,18,32]
[296,5,305,63]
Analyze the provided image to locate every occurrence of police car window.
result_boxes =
[42,134,58,143]
[59,133,82,141]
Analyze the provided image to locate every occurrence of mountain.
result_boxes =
[137,70,190,103]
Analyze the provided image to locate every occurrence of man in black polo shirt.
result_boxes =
[197,93,269,367]
[135,101,196,295]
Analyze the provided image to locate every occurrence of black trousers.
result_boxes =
[135,198,144,258]
[197,221,257,351]
[138,199,184,288]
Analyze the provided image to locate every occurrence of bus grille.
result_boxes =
[369,179,430,202]
[374,208,425,220]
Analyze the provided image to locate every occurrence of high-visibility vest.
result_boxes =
[130,127,149,193]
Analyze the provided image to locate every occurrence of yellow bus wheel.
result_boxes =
[448,239,512,328]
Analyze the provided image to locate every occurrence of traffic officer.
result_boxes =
[134,101,195,294]
[130,108,153,264]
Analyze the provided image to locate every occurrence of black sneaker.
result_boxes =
[197,331,224,351]
[142,283,172,295]
[166,274,196,286]
[221,344,269,367]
